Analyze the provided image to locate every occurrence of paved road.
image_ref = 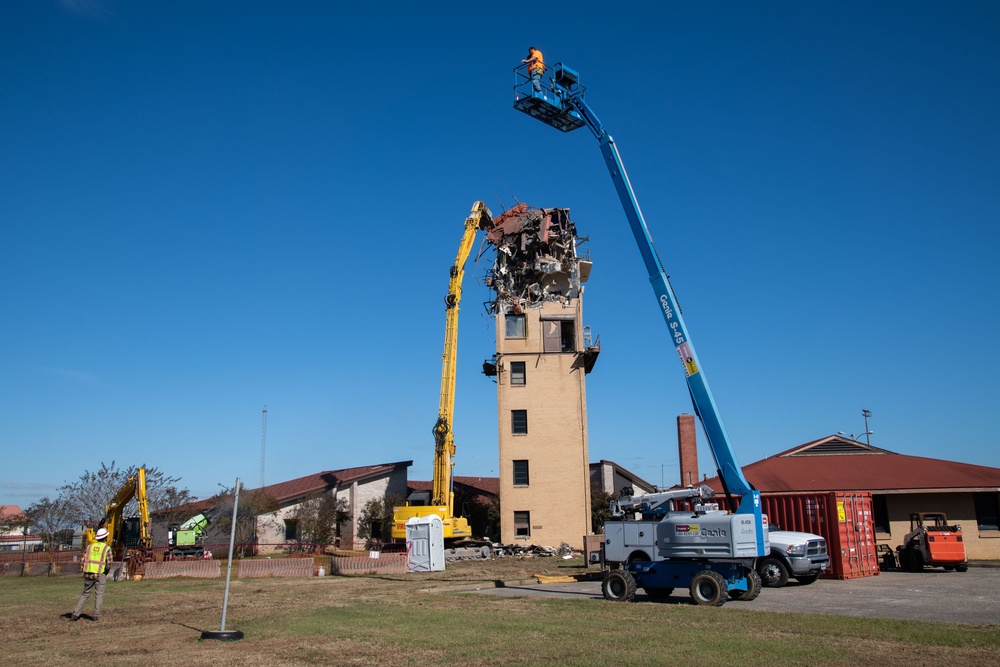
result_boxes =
[472,568,1000,625]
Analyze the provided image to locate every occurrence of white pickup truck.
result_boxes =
[757,529,830,587]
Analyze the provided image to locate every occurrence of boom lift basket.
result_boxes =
[513,62,585,133]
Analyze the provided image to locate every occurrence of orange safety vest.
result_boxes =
[83,542,110,575]
[528,49,544,74]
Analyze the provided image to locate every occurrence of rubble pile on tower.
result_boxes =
[482,203,591,314]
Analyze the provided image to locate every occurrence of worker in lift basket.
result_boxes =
[69,527,112,622]
[522,46,544,92]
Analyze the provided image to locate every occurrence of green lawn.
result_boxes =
[2,560,998,666]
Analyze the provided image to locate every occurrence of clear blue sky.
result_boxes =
[3,1,998,508]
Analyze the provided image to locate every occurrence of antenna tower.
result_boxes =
[260,405,268,488]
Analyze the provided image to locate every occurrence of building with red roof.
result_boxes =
[698,435,1000,560]
[155,462,412,552]
[0,505,42,553]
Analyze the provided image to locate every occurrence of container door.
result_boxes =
[834,493,879,578]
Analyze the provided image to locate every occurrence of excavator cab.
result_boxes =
[513,62,585,132]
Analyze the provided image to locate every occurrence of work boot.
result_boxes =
[70,614,79,621]
[91,615,100,622]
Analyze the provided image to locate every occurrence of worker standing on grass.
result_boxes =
[523,46,544,91]
[70,527,112,622]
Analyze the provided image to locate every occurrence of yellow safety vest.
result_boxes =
[83,542,110,575]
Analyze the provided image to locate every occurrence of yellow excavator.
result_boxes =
[392,201,493,541]
[84,466,153,565]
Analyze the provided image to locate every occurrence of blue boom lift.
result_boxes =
[513,62,767,605]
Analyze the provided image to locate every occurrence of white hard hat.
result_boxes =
[95,528,109,540]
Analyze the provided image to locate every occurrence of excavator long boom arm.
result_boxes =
[392,202,492,540]
[432,201,493,512]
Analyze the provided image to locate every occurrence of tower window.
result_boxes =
[510,361,526,386]
[514,511,530,538]
[505,314,526,338]
[511,410,528,435]
[513,460,529,486]
[542,318,576,352]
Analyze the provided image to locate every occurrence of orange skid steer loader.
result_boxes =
[896,512,968,572]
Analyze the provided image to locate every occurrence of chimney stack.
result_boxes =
[677,413,698,487]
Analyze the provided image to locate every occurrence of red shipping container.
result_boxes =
[760,492,880,580]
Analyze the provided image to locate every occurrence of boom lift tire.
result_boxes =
[689,570,728,607]
[601,570,637,602]
[728,567,762,601]
[757,557,789,588]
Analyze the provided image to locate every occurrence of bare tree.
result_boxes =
[357,494,404,550]
[154,486,198,526]
[25,497,75,550]
[485,495,501,543]
[57,461,193,526]
[454,486,496,541]
[284,493,349,552]
[591,489,615,534]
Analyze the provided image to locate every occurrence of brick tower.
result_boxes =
[482,204,599,548]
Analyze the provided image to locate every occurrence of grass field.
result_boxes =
[3,557,998,666]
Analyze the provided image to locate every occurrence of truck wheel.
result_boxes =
[601,570,637,602]
[689,570,727,607]
[795,574,820,585]
[757,557,789,588]
[729,567,762,601]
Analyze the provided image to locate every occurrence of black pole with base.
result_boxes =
[201,477,244,641]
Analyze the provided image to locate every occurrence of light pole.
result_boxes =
[838,409,874,445]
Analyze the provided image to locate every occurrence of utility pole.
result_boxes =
[862,408,872,446]
[260,405,268,489]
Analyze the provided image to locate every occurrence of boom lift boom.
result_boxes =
[392,202,493,541]
[513,63,765,605]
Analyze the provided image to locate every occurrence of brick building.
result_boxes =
[155,462,412,552]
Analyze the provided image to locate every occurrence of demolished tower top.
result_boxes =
[483,203,591,315]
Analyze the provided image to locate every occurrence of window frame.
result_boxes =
[511,409,528,435]
[505,314,526,339]
[509,361,526,386]
[872,495,890,534]
[513,459,530,486]
[974,492,1000,531]
[284,519,299,541]
[513,511,530,538]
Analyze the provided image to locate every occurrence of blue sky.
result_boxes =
[3,1,998,508]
